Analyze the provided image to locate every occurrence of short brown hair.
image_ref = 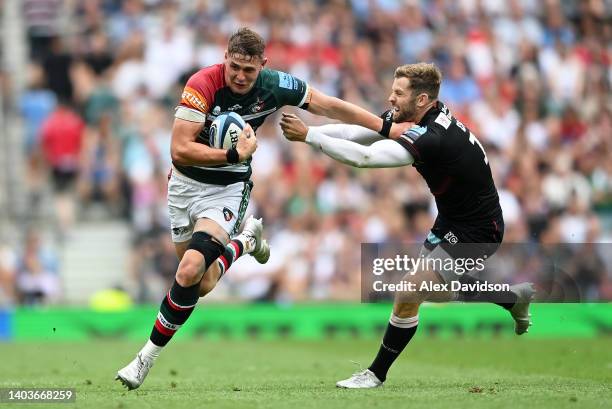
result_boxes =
[227,27,266,59]
[394,63,442,100]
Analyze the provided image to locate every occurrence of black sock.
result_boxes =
[368,315,418,382]
[150,279,200,346]
[456,274,517,310]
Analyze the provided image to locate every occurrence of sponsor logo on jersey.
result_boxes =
[249,97,265,113]
[181,86,208,112]
[223,207,234,222]
[444,231,459,245]
[172,226,190,236]
[228,104,242,112]
[404,125,428,143]
[212,106,221,115]
[427,232,442,245]
[278,71,296,89]
[434,112,452,129]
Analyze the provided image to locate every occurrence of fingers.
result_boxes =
[242,123,254,138]
[279,113,300,133]
[280,112,298,125]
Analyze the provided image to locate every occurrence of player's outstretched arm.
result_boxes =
[306,88,408,139]
[280,113,413,168]
[312,123,383,145]
[171,119,256,166]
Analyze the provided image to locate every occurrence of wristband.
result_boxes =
[379,110,394,137]
[226,147,240,164]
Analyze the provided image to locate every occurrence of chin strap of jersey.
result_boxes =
[379,110,394,138]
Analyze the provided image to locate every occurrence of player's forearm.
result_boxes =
[308,90,384,133]
[305,128,413,168]
[322,98,383,133]
[171,142,230,166]
[313,124,384,145]
[171,117,234,166]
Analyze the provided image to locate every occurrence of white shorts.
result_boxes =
[167,168,252,242]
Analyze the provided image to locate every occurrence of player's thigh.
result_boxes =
[170,169,252,241]
[419,245,456,302]
[190,180,253,238]
[167,170,196,244]
[392,245,454,312]
[174,240,190,261]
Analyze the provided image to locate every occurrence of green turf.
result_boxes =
[1,338,611,409]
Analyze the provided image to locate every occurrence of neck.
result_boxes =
[414,99,437,124]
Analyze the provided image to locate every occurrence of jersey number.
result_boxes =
[469,132,488,164]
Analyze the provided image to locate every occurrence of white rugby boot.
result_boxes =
[509,282,536,335]
[236,215,270,264]
[336,369,383,389]
[115,353,153,390]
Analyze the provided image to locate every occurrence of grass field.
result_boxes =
[2,338,611,409]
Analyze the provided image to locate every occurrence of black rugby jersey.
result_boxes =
[396,101,502,223]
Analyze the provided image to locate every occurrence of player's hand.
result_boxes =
[389,122,415,140]
[236,123,257,161]
[280,112,308,142]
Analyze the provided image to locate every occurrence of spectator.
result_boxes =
[40,98,85,236]
[15,230,60,305]
[6,0,611,304]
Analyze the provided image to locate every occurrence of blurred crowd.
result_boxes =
[0,0,611,306]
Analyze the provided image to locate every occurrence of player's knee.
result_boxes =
[395,290,422,305]
[187,231,225,270]
[395,269,429,304]
[176,255,202,286]
[393,302,420,318]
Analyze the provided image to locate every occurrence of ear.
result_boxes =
[418,93,430,107]
[261,57,268,68]
[224,50,228,60]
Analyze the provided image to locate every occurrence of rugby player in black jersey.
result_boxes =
[280,62,535,389]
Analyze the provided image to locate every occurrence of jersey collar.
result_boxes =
[417,100,443,126]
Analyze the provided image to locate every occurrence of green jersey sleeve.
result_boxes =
[260,68,310,108]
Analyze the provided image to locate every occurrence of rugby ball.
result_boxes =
[209,112,246,150]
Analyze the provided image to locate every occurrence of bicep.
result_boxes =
[362,139,414,168]
[171,118,205,148]
[305,88,336,116]
[314,123,383,145]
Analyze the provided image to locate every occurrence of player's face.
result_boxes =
[388,77,418,122]
[224,52,267,95]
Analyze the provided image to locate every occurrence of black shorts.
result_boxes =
[51,168,78,192]
[423,214,504,260]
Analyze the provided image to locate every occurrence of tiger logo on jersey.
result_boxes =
[223,207,234,222]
